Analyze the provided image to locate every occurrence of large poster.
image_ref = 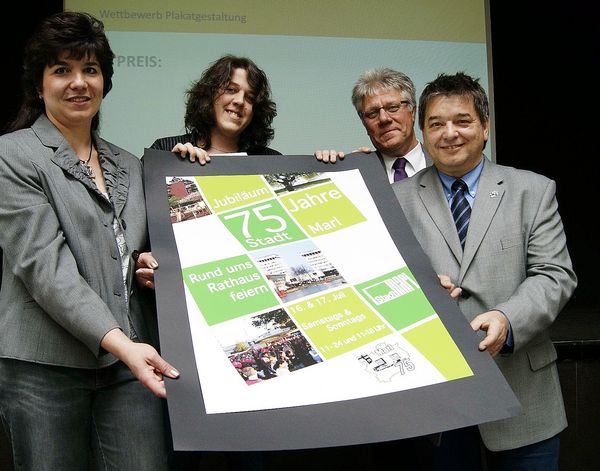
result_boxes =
[143,149,519,451]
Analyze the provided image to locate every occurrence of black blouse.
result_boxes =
[149,133,281,156]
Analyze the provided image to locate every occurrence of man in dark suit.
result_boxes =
[394,72,576,470]
[316,68,432,181]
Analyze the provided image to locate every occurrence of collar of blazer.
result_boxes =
[33,114,130,216]
[417,158,505,279]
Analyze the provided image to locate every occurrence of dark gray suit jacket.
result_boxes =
[0,115,158,368]
[393,158,576,450]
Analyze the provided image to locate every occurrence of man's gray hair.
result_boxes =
[351,68,416,114]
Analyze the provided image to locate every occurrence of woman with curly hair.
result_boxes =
[151,54,280,161]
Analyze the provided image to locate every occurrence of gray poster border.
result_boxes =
[143,149,520,451]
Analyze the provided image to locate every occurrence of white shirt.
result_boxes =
[381,142,426,184]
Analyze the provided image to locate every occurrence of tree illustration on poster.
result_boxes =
[143,149,520,451]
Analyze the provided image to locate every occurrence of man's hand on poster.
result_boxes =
[437,274,462,299]
[437,275,509,357]
[470,310,509,357]
[314,146,372,163]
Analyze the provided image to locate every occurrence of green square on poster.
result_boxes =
[356,268,435,330]
[182,254,280,325]
[288,287,392,359]
[196,175,273,213]
[279,181,366,237]
[219,199,307,251]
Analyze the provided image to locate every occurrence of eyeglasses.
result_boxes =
[359,101,411,121]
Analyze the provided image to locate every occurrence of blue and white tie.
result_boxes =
[451,179,471,249]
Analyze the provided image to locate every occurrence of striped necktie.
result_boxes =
[451,179,471,249]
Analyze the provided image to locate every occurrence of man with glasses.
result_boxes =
[316,69,438,469]
[315,68,432,182]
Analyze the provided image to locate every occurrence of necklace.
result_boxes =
[79,140,95,178]
[209,145,237,154]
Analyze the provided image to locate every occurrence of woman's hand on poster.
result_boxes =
[135,251,158,289]
[172,142,211,165]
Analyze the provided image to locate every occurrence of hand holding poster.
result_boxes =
[143,149,519,451]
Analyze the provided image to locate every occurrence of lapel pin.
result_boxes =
[489,191,499,198]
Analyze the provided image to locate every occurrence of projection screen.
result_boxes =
[64,0,493,159]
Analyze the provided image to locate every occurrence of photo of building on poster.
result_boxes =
[166,176,211,223]
[252,239,346,302]
[168,169,474,413]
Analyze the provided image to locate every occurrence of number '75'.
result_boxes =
[223,204,287,238]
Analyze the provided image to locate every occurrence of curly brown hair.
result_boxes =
[184,55,277,151]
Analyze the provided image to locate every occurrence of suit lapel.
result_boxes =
[423,146,434,167]
[33,115,129,212]
[53,142,108,198]
[459,160,504,278]
[32,115,103,196]
[417,168,464,262]
[96,137,129,217]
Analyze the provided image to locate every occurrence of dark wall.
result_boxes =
[490,5,599,468]
[0,1,63,133]
[489,1,598,313]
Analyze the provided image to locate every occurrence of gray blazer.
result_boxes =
[0,115,157,369]
[393,158,576,451]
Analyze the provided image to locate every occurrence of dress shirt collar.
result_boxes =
[381,142,426,182]
[438,156,485,203]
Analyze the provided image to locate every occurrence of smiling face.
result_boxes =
[360,88,417,156]
[40,51,103,132]
[422,94,489,177]
[211,67,254,146]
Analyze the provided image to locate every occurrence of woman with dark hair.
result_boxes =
[151,54,280,161]
[0,12,177,470]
